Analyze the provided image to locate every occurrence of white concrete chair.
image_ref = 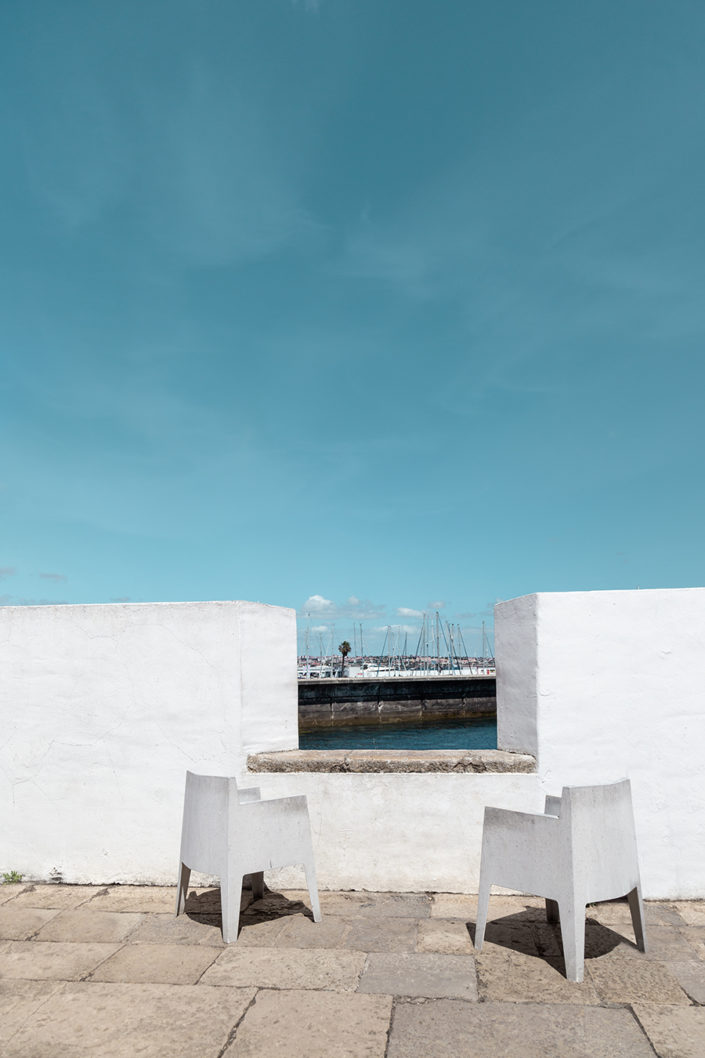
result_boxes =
[176,770,322,942]
[474,779,647,981]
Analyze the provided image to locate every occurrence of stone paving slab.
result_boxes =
[0,906,62,940]
[476,948,601,1004]
[35,909,145,943]
[84,886,179,913]
[2,981,256,1058]
[358,952,477,1000]
[235,915,290,946]
[266,911,352,948]
[202,945,367,991]
[430,892,477,919]
[5,884,103,910]
[129,911,226,947]
[0,884,30,905]
[343,914,419,953]
[312,890,433,918]
[0,980,65,1048]
[90,942,221,985]
[474,915,562,960]
[685,926,705,960]
[1,940,121,980]
[667,960,705,1004]
[586,951,692,1005]
[432,893,546,921]
[387,1000,657,1058]
[588,899,683,928]
[416,918,474,954]
[633,1004,705,1058]
[673,901,705,927]
[606,924,703,963]
[226,988,393,1058]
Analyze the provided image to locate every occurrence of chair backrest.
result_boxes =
[180,771,236,877]
[560,779,641,902]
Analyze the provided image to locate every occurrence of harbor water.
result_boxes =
[299,716,497,751]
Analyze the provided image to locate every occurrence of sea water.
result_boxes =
[299,716,497,751]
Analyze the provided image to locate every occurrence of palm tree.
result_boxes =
[338,640,351,677]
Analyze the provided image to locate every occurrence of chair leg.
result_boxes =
[627,885,647,953]
[304,862,322,922]
[250,871,265,901]
[176,862,191,917]
[558,899,586,982]
[474,864,491,951]
[546,898,560,924]
[221,868,243,944]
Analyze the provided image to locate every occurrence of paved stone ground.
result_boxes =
[1,883,704,1056]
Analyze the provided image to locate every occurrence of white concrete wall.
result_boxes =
[247,771,542,893]
[0,601,297,884]
[495,587,705,899]
[5,589,705,897]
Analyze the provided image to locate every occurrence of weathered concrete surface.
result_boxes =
[249,748,535,773]
[2,884,705,1056]
[0,600,299,885]
[2,982,257,1058]
[229,989,393,1058]
[496,587,705,899]
[358,952,477,999]
[299,675,496,729]
[387,1002,657,1058]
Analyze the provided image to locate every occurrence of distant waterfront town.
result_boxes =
[298,612,495,678]
[296,655,496,679]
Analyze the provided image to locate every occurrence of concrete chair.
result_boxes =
[176,770,321,942]
[474,779,647,981]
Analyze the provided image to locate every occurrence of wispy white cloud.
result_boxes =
[340,228,434,296]
[397,606,423,618]
[0,567,16,580]
[39,572,67,582]
[141,62,320,267]
[374,624,418,636]
[302,594,333,613]
[299,595,386,620]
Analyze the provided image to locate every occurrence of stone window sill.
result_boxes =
[247,749,535,774]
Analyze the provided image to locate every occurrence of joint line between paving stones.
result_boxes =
[2,983,67,1046]
[193,946,224,984]
[356,952,371,993]
[472,949,483,1001]
[627,1005,662,1056]
[214,989,260,1058]
[81,886,112,906]
[383,996,398,1058]
[80,940,131,981]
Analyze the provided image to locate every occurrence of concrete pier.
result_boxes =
[298,675,496,731]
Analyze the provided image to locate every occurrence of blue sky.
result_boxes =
[1,0,704,654]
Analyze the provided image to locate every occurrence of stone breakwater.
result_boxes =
[298,675,496,731]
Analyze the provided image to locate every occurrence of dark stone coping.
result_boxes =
[247,749,536,774]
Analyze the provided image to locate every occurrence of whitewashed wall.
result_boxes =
[245,771,541,893]
[4,590,705,896]
[0,601,297,884]
[495,587,705,899]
